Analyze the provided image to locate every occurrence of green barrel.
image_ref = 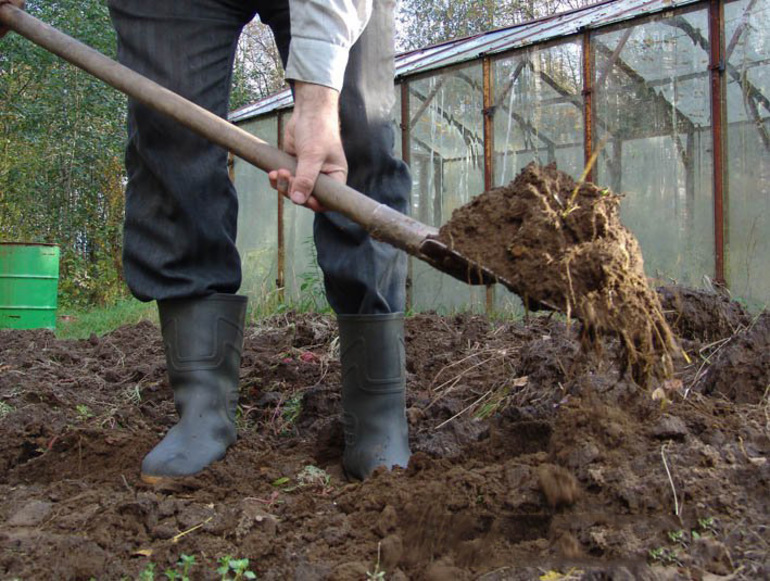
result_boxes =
[0,243,60,330]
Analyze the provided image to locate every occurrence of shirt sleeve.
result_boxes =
[285,0,373,92]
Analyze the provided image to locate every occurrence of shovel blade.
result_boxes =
[418,237,504,287]
[417,237,557,312]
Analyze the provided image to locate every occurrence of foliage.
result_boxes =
[1,0,126,307]
[1,4,288,309]
[164,554,196,581]
[292,237,330,313]
[647,519,722,567]
[217,556,257,581]
[138,554,252,581]
[137,562,156,581]
[231,20,287,111]
[395,0,594,51]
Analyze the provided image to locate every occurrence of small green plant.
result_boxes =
[366,542,386,580]
[667,529,687,548]
[138,562,155,581]
[124,384,143,405]
[648,546,682,566]
[697,516,718,535]
[264,392,304,436]
[281,394,302,430]
[76,404,94,420]
[473,386,511,420]
[271,476,290,488]
[292,237,331,313]
[217,556,256,580]
[0,401,14,418]
[164,554,196,581]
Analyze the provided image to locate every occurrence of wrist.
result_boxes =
[293,81,339,114]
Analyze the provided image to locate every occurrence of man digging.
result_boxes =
[112,0,412,483]
[0,0,411,483]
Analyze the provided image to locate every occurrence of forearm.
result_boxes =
[285,0,373,91]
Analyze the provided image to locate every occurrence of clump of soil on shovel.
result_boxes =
[437,162,681,385]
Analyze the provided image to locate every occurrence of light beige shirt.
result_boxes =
[285,0,373,91]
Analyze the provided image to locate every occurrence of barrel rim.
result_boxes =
[0,242,60,248]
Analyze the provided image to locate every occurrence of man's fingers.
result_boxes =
[302,196,326,213]
[269,167,327,212]
[324,167,347,184]
[289,157,324,205]
[268,169,291,197]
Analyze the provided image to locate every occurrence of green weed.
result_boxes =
[273,393,303,436]
[138,562,156,581]
[164,554,196,581]
[217,556,257,580]
[648,546,682,566]
[123,384,143,405]
[667,529,687,548]
[0,401,14,418]
[366,542,386,580]
[697,516,718,536]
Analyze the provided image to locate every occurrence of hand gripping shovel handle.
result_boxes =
[0,4,438,257]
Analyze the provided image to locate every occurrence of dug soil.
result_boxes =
[1,287,768,580]
[437,163,680,386]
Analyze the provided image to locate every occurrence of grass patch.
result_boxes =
[56,297,157,339]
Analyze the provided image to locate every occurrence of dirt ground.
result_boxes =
[0,286,768,580]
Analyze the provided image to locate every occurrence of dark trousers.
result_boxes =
[109,0,410,315]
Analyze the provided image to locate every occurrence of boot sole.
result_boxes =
[140,473,176,485]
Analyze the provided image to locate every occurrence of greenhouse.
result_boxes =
[229,0,770,313]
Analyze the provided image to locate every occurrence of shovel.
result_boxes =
[0,5,510,289]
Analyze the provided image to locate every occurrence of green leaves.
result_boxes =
[1,0,126,307]
[217,556,257,581]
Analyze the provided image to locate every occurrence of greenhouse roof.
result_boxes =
[230,0,702,123]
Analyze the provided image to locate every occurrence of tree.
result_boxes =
[230,19,287,111]
[0,0,126,306]
[395,0,594,51]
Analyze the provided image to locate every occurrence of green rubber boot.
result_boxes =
[141,293,247,483]
[339,313,411,480]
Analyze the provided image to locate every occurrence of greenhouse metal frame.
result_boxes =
[230,0,770,313]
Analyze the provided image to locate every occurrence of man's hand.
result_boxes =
[0,0,25,39]
[268,81,348,213]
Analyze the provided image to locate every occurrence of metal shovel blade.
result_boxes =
[418,237,501,287]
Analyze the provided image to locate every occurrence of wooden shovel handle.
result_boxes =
[0,4,437,255]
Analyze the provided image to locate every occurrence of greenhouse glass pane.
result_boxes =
[492,40,584,185]
[407,65,488,312]
[593,9,714,287]
[234,116,279,303]
[282,195,327,310]
[725,0,770,307]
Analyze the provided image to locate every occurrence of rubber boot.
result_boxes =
[141,293,247,483]
[338,313,411,480]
